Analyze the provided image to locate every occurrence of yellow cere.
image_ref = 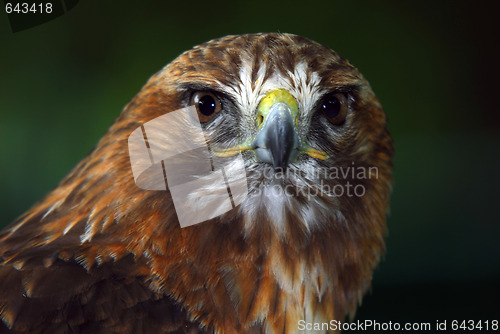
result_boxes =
[256,89,299,128]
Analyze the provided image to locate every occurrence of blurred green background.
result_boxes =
[1,0,499,332]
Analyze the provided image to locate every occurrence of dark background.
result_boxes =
[1,1,499,332]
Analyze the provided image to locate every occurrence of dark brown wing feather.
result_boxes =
[0,253,203,334]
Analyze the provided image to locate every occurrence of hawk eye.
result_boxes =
[320,93,347,125]
[192,91,222,122]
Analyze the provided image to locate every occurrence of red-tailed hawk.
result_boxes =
[0,33,393,333]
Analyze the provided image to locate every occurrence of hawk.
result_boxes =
[0,33,393,333]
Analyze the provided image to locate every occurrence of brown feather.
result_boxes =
[0,33,393,333]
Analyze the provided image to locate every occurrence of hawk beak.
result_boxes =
[252,90,300,170]
[211,89,328,165]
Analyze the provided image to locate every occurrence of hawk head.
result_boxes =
[131,33,393,236]
[0,33,393,333]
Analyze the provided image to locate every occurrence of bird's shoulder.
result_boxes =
[0,250,203,334]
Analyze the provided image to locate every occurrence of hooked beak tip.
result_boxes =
[253,103,299,170]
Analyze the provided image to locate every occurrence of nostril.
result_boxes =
[257,114,264,128]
